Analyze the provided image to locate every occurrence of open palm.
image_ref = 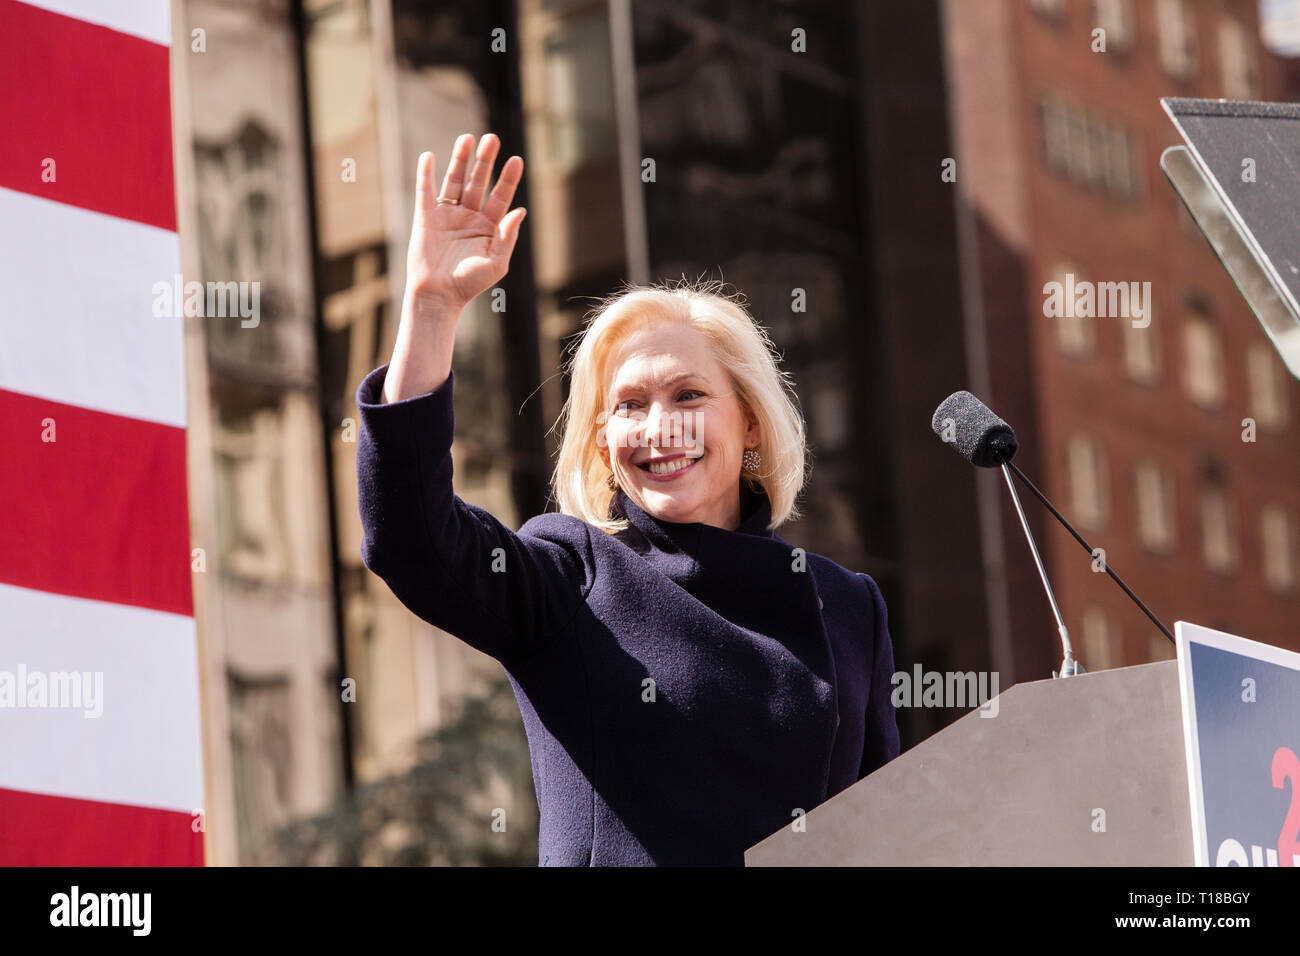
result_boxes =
[407,133,527,309]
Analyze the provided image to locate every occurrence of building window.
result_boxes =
[1157,0,1198,78]
[1261,504,1296,593]
[1218,17,1259,99]
[1099,121,1137,198]
[1092,0,1136,51]
[1068,434,1109,530]
[1122,299,1161,383]
[1199,481,1238,574]
[543,8,617,170]
[228,671,293,861]
[1081,606,1121,670]
[1064,106,1093,183]
[1183,312,1225,409]
[1135,460,1177,553]
[810,377,850,452]
[213,404,293,584]
[1247,342,1290,428]
[1040,98,1139,202]
[1031,0,1068,23]
[1049,261,1096,359]
[1042,98,1071,172]
[1059,304,1095,358]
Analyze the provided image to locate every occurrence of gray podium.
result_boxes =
[745,660,1193,865]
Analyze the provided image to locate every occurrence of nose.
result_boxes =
[641,400,679,449]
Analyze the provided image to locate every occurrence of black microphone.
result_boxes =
[931,390,1019,468]
[932,391,1176,677]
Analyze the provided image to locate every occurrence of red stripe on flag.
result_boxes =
[0,788,203,866]
[0,389,193,616]
[0,0,176,231]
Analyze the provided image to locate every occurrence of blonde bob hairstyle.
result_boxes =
[551,278,809,535]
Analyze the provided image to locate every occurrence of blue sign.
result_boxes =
[1176,622,1300,867]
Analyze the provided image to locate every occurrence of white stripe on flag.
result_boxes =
[15,0,171,45]
[0,583,204,815]
[0,188,186,427]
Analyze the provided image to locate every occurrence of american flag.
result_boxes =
[0,0,204,865]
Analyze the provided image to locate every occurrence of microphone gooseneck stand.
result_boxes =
[999,464,1081,678]
[1004,460,1177,651]
[932,389,1177,679]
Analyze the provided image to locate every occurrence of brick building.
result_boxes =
[944,0,1300,675]
[169,0,1300,862]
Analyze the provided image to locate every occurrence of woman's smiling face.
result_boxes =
[599,323,760,530]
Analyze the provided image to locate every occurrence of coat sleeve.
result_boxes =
[355,364,593,667]
[858,573,901,778]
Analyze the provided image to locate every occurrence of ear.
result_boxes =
[744,409,762,449]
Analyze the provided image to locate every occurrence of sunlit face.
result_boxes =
[598,323,760,531]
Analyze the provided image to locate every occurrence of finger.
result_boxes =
[495,206,527,256]
[479,155,524,224]
[413,150,435,216]
[460,133,500,211]
[438,134,475,203]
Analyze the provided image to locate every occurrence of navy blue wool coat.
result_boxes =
[355,364,901,866]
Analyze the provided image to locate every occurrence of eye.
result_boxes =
[614,400,638,414]
[678,390,703,402]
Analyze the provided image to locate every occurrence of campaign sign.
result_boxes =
[1175,622,1300,867]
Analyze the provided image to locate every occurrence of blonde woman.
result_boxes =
[356,132,900,866]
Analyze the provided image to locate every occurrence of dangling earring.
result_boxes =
[606,472,618,490]
[742,447,761,473]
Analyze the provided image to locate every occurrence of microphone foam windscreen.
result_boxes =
[931,391,1019,468]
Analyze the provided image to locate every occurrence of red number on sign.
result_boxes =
[1272,746,1300,868]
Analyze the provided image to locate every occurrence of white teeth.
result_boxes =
[647,454,701,475]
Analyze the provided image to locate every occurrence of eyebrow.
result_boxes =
[610,372,705,398]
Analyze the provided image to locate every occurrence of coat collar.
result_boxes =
[607,483,783,590]
[609,483,775,550]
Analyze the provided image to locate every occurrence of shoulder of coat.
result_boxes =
[518,510,591,544]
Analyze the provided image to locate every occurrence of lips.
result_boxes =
[638,451,704,478]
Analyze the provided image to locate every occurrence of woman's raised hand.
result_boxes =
[406,133,527,311]
[382,134,525,402]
